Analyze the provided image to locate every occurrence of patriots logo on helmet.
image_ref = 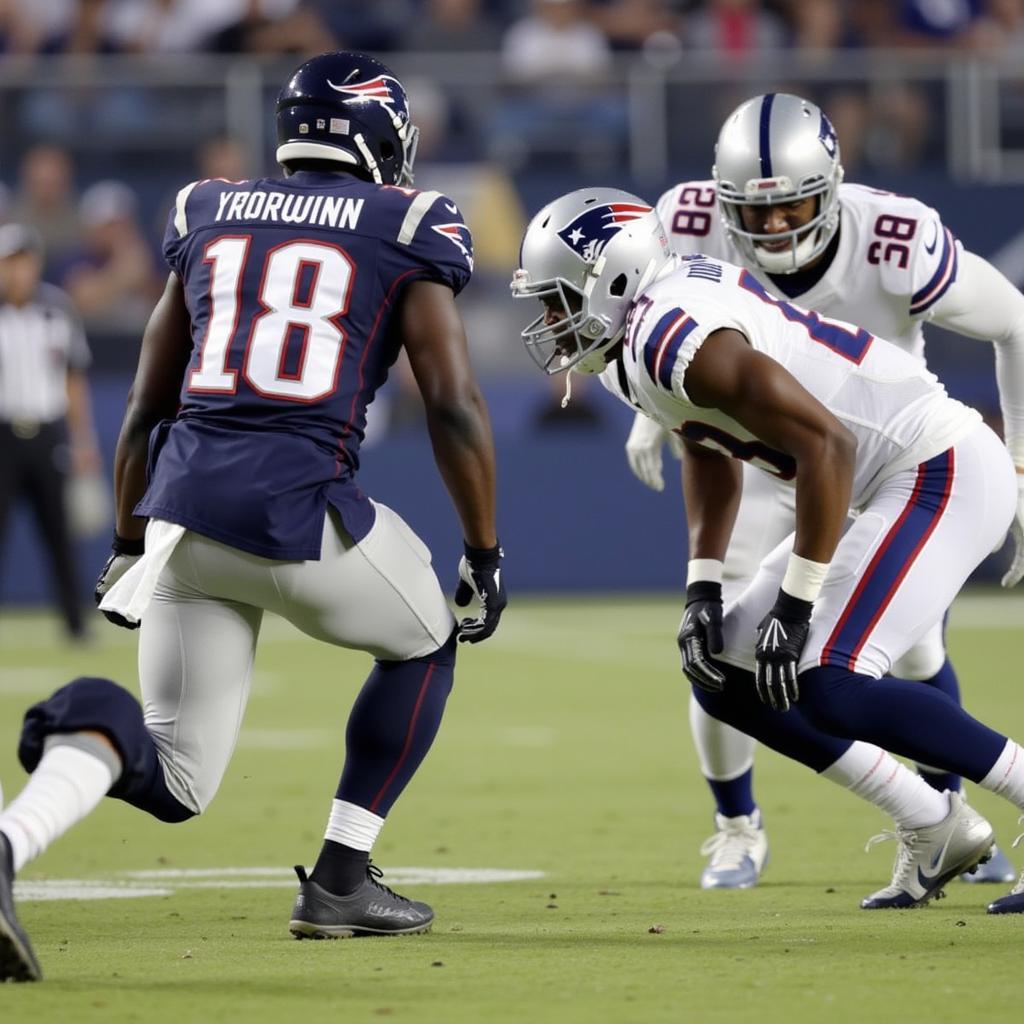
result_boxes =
[328,74,409,126]
[556,203,652,263]
[432,222,474,270]
[818,113,838,159]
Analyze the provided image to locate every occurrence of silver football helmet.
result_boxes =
[713,93,843,274]
[511,187,669,375]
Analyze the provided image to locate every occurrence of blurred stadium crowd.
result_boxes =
[2,0,1024,621]
[1,0,1022,341]
[0,1,1022,59]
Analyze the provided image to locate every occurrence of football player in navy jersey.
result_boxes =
[0,51,506,982]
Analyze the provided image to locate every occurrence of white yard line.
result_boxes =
[15,866,545,902]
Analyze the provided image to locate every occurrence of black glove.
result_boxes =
[677,580,725,692]
[754,589,813,712]
[94,532,145,630]
[454,541,506,643]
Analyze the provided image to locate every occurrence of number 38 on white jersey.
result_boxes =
[654,181,960,363]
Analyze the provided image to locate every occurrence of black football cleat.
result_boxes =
[0,832,42,982]
[289,863,434,939]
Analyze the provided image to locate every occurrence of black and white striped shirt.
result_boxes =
[0,283,90,424]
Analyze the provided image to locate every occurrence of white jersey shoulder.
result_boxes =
[655,179,736,261]
[774,184,960,359]
[604,254,978,507]
[655,180,962,362]
[832,184,960,316]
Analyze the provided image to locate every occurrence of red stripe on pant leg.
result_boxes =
[820,464,928,668]
[368,663,435,815]
[845,449,955,669]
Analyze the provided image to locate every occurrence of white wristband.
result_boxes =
[781,554,830,603]
[687,558,724,586]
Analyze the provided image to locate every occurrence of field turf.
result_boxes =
[1,593,1022,1023]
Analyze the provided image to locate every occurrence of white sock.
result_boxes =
[820,742,949,830]
[978,740,1024,810]
[323,799,384,852]
[0,743,116,873]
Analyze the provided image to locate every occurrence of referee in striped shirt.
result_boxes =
[0,223,101,640]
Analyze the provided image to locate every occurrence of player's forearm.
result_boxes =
[65,373,101,470]
[426,395,499,550]
[681,444,742,561]
[791,428,855,565]
[931,250,1024,464]
[995,339,1024,468]
[111,395,156,541]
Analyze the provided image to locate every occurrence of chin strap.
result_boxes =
[560,368,574,409]
[353,133,382,184]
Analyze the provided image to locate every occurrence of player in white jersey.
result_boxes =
[624,94,1024,889]
[511,187,1024,914]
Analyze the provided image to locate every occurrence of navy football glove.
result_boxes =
[754,589,813,712]
[454,541,506,643]
[677,581,725,692]
[94,532,145,630]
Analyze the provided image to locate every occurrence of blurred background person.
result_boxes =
[403,0,503,52]
[684,0,789,54]
[0,223,100,642]
[206,0,334,55]
[58,180,161,333]
[492,0,627,170]
[5,145,82,278]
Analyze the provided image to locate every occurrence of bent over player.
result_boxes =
[0,51,506,983]
[511,187,1024,915]
[624,94,1024,888]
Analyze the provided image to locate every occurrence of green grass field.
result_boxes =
[1,593,1023,1023]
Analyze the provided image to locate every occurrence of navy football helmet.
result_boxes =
[275,51,419,186]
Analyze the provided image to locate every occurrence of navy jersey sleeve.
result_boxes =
[389,188,474,296]
[161,179,208,275]
[161,178,242,275]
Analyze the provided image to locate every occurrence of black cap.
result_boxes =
[0,223,43,259]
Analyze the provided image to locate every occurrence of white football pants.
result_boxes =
[138,504,455,814]
[690,425,1015,782]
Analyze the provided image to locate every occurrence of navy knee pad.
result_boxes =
[18,676,196,824]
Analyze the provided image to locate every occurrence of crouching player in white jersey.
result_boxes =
[512,187,1024,914]
[624,94,1024,890]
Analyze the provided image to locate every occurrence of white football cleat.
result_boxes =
[699,809,769,889]
[860,791,994,909]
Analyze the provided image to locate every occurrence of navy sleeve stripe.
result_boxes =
[758,93,776,178]
[642,308,699,390]
[910,227,958,315]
